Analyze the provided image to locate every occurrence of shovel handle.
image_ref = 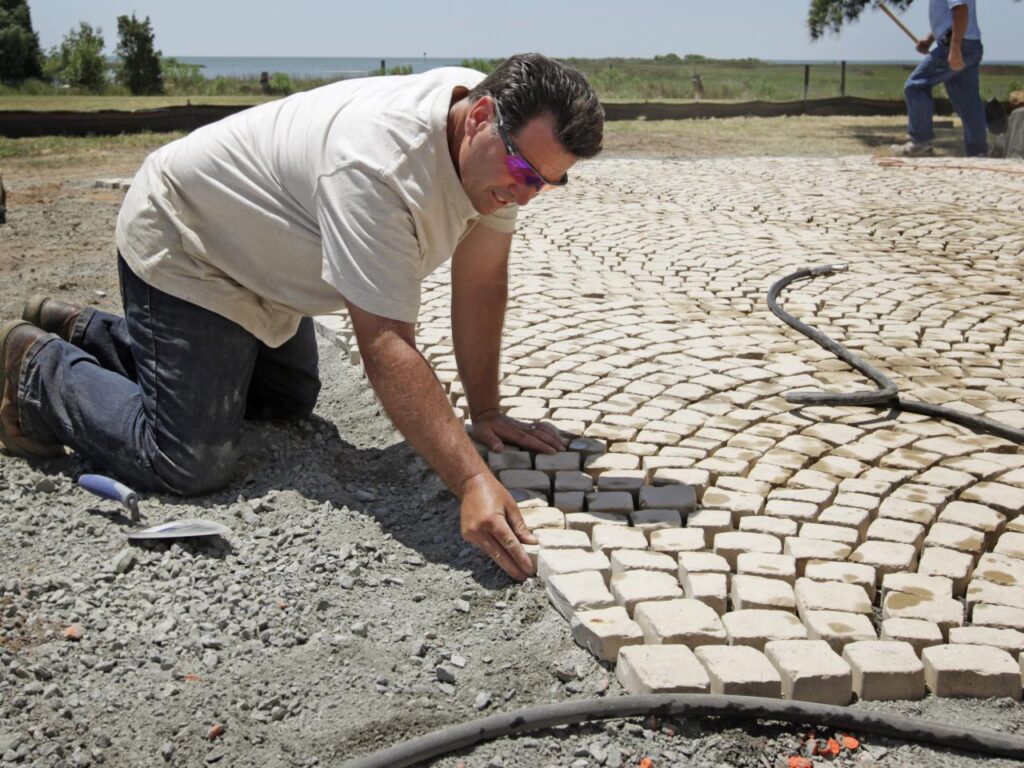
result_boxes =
[79,474,140,522]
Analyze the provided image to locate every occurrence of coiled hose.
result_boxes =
[767,265,1024,444]
[340,694,1024,768]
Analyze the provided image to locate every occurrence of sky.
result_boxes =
[30,0,1024,62]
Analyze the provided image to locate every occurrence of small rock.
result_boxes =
[110,548,136,575]
[202,651,219,669]
[34,477,57,493]
[350,622,368,638]
[454,599,471,614]
[435,665,457,684]
[474,691,491,710]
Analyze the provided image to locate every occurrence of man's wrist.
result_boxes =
[471,405,503,421]
[458,470,491,501]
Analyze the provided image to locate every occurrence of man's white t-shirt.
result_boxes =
[115,67,517,347]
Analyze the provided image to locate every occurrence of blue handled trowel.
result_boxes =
[78,474,231,540]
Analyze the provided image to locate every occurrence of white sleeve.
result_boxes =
[478,204,518,233]
[316,162,423,323]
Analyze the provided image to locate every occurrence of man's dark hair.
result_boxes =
[468,53,603,159]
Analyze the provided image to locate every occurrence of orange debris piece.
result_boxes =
[788,758,812,768]
[62,624,82,641]
[208,723,225,741]
[639,758,654,768]
[842,734,860,751]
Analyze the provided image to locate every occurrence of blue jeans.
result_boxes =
[19,256,321,494]
[904,38,987,157]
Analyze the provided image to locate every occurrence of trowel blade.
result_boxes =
[126,519,231,540]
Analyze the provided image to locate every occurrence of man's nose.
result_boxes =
[513,184,538,206]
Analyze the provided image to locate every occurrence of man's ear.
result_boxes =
[466,96,495,138]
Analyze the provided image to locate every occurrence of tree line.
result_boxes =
[1,0,163,94]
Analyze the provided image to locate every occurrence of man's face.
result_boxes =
[459,98,577,216]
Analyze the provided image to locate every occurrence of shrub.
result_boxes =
[162,57,204,94]
[460,58,499,74]
[269,72,293,94]
[44,22,107,93]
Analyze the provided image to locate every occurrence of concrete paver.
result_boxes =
[764,639,853,705]
[694,646,782,697]
[723,609,808,651]
[634,598,727,647]
[843,640,926,701]
[922,644,1022,699]
[616,645,711,694]
[571,606,645,662]
[881,618,945,657]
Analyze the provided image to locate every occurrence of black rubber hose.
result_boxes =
[340,694,1024,768]
[767,265,1024,444]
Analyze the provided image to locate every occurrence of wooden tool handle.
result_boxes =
[878,2,920,44]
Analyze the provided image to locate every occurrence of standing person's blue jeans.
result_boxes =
[904,38,987,157]
[18,256,321,494]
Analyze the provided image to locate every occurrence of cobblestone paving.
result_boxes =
[316,155,1024,703]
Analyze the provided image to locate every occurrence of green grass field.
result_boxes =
[1,56,1020,112]
[568,57,1023,102]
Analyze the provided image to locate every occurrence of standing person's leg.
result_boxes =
[944,40,988,157]
[244,317,321,422]
[904,46,952,149]
[16,257,264,494]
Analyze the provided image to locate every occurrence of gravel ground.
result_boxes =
[2,159,1024,768]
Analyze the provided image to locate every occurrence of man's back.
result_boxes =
[115,68,510,347]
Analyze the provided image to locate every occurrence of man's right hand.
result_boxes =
[459,472,537,581]
[916,36,933,55]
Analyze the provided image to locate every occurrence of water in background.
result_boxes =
[174,56,467,79]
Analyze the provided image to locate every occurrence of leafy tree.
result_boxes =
[0,0,43,83]
[808,0,1019,39]
[115,13,162,94]
[44,22,107,92]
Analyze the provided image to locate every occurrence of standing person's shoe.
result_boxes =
[22,295,83,342]
[891,140,934,157]
[0,320,64,458]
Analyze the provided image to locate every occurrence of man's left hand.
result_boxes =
[948,47,965,71]
[471,412,565,454]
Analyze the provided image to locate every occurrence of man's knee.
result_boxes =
[149,440,240,495]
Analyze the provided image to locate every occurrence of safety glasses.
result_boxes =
[492,98,568,192]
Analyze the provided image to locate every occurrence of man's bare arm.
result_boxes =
[948,4,968,70]
[451,223,563,454]
[344,299,536,579]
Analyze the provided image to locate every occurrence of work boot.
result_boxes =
[0,320,64,459]
[22,295,83,343]
[891,140,934,157]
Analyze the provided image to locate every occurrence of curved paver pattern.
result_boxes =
[316,156,1024,702]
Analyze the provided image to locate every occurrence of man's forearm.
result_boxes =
[950,5,968,46]
[362,333,488,497]
[452,279,506,419]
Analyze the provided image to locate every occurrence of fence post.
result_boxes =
[840,60,846,97]
[803,64,810,108]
